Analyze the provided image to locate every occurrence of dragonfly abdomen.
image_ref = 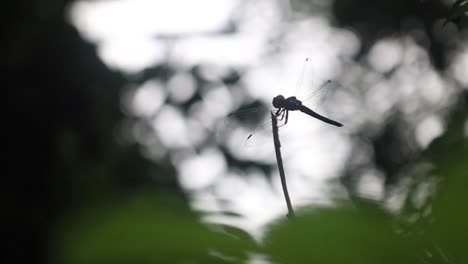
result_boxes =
[298,105,343,127]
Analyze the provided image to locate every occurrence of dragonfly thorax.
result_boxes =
[284,96,302,110]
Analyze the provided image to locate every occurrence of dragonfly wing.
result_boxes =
[244,119,276,147]
[297,79,346,126]
[225,104,271,128]
[301,79,344,110]
[225,104,276,147]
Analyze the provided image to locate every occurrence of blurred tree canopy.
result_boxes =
[4,0,467,263]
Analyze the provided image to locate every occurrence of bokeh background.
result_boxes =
[4,0,467,263]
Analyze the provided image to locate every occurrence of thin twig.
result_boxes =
[271,112,295,218]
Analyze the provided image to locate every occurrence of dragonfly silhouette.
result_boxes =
[227,61,343,144]
[270,83,343,127]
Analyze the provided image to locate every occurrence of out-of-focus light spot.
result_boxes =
[278,18,352,80]
[201,86,233,119]
[418,71,444,104]
[243,61,296,101]
[236,0,282,35]
[333,29,361,57]
[97,39,166,73]
[416,115,444,148]
[186,118,207,145]
[178,148,226,190]
[357,170,384,200]
[172,35,263,66]
[68,0,237,73]
[401,39,427,65]
[365,81,395,117]
[188,85,233,129]
[131,80,165,117]
[283,121,350,182]
[197,64,231,82]
[167,72,196,103]
[152,105,190,148]
[280,171,334,207]
[451,49,468,87]
[69,0,236,41]
[368,38,403,73]
[212,173,249,199]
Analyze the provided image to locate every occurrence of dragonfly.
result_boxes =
[270,82,343,129]
[226,75,344,146]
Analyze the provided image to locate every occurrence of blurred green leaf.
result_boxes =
[262,199,418,264]
[420,110,468,263]
[443,0,468,27]
[55,193,257,264]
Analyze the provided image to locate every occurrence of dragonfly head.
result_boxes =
[272,95,285,109]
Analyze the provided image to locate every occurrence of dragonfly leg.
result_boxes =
[274,108,282,118]
[278,109,289,128]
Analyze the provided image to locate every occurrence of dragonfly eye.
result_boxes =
[272,95,285,108]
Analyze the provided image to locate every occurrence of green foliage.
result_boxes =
[263,200,418,264]
[55,193,257,264]
[421,109,468,263]
[444,0,468,26]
